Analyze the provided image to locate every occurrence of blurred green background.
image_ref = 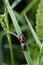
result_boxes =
[0,0,40,65]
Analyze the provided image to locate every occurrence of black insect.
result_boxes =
[19,34,27,50]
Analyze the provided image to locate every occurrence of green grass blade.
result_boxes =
[0,3,15,65]
[4,32,19,39]
[0,32,15,65]
[23,50,33,65]
[5,0,22,36]
[4,8,15,65]
[20,0,38,16]
[14,11,26,25]
[24,13,41,49]
[11,0,21,9]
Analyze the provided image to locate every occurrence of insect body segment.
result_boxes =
[19,34,26,50]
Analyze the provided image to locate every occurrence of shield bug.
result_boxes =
[19,34,27,50]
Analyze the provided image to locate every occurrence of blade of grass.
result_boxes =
[4,32,19,39]
[0,31,19,40]
[14,11,26,25]
[0,29,15,65]
[4,7,15,65]
[6,0,26,25]
[0,3,15,65]
[20,0,38,16]
[36,46,43,65]
[5,0,22,37]
[36,42,43,65]
[11,0,21,9]
[24,13,41,49]
[24,13,43,65]
[5,0,33,65]
[23,50,33,65]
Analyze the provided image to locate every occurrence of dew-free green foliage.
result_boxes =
[24,13,43,65]
[0,3,15,65]
[36,0,43,41]
[35,0,43,65]
[5,0,33,65]
[0,0,43,65]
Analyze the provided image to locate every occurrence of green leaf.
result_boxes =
[36,0,43,41]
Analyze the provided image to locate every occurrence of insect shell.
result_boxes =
[19,34,26,50]
[21,43,26,50]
